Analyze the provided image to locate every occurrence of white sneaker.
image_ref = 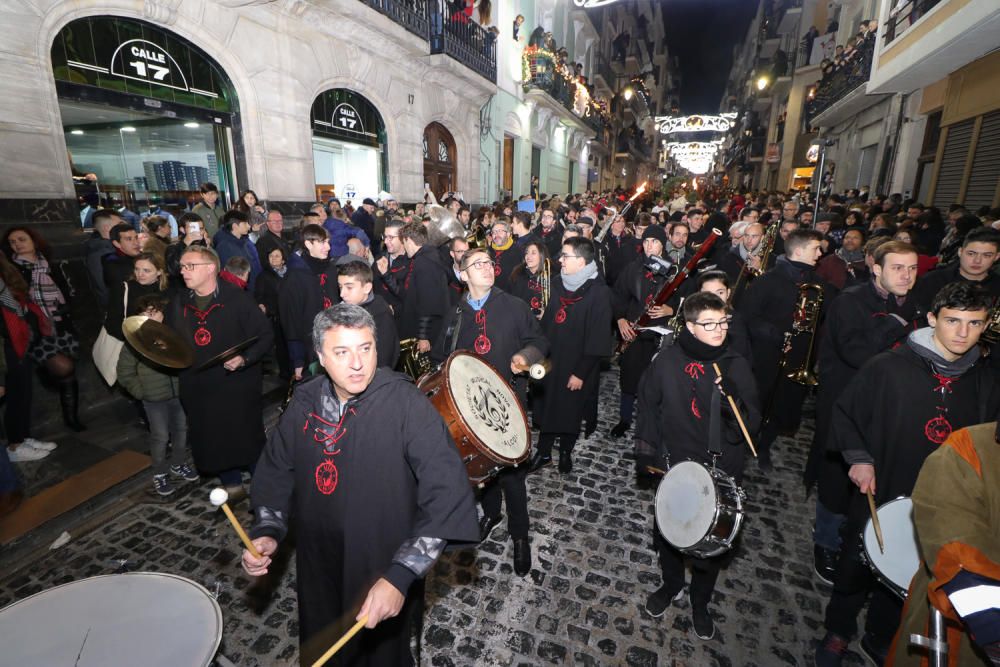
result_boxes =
[24,437,57,452]
[8,445,49,462]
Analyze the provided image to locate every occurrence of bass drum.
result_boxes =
[862,496,920,599]
[0,572,223,666]
[419,350,530,486]
[655,461,745,558]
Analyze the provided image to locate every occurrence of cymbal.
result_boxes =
[122,316,195,369]
[193,336,259,371]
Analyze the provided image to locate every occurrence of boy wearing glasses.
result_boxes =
[435,248,548,576]
[634,292,760,641]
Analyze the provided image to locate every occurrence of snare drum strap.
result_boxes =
[445,304,464,356]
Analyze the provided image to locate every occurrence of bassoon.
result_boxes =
[617,227,722,354]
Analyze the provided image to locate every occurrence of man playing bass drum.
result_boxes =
[434,248,549,576]
[635,292,761,640]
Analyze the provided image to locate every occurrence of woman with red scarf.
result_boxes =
[0,252,57,463]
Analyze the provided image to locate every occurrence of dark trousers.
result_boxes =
[823,512,903,644]
[3,343,33,444]
[535,432,578,458]
[218,462,256,487]
[653,524,725,609]
[481,466,529,539]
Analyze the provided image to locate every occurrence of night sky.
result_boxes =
[662,0,760,114]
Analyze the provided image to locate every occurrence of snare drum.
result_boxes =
[0,572,223,666]
[655,461,745,558]
[862,496,920,599]
[419,350,530,485]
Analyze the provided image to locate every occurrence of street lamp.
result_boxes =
[756,76,769,92]
[623,87,634,101]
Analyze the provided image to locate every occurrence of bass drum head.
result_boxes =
[655,461,718,550]
[863,497,920,597]
[0,572,222,666]
[445,352,529,462]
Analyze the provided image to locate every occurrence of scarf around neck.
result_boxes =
[561,261,598,292]
[678,327,729,361]
[906,327,980,377]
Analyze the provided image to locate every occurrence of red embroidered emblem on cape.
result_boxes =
[323,297,333,309]
[474,334,492,355]
[554,295,582,325]
[315,459,338,495]
[690,397,702,419]
[530,297,541,310]
[194,327,212,346]
[924,415,952,444]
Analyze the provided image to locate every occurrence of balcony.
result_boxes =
[868,0,1000,94]
[358,0,428,39]
[523,48,609,137]
[594,55,615,95]
[806,40,888,128]
[429,0,496,82]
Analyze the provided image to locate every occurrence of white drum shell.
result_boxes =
[862,497,921,598]
[0,572,223,666]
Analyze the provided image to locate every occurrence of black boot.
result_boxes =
[512,538,531,576]
[609,421,631,438]
[59,378,86,432]
[558,448,572,473]
[528,451,551,472]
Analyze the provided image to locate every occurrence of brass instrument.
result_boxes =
[779,283,824,386]
[398,338,432,380]
[983,302,1000,344]
[540,257,551,312]
[664,296,686,340]
[465,224,487,249]
[733,221,778,292]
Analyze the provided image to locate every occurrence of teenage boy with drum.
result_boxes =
[634,291,760,640]
[434,247,548,576]
[815,282,1000,667]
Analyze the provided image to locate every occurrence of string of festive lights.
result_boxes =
[655,114,735,134]
[522,46,612,124]
[662,139,724,175]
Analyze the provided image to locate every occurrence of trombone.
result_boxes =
[780,283,824,386]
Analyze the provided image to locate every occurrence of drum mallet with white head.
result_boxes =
[209,488,261,559]
[514,359,551,379]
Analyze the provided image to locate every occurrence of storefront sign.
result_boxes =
[111,39,189,92]
[332,104,365,136]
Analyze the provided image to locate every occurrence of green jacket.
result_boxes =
[192,202,225,238]
[116,344,180,402]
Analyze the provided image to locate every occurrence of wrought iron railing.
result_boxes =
[428,0,497,82]
[523,49,609,135]
[358,0,428,39]
[804,38,875,124]
[884,0,944,44]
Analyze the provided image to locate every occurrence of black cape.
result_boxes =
[398,245,450,343]
[536,273,613,433]
[602,233,641,287]
[251,370,479,666]
[612,256,672,395]
[489,243,524,292]
[166,281,273,472]
[361,294,400,369]
[278,260,339,369]
[636,333,761,482]
[374,252,409,317]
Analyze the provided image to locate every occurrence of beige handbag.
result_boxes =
[92,282,128,385]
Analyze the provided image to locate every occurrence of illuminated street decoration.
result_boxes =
[655,114,734,134]
[572,0,622,7]
[663,139,724,175]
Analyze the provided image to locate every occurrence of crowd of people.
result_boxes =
[1,180,999,665]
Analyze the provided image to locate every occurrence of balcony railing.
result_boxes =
[884,0,944,44]
[359,0,428,39]
[429,0,496,82]
[804,39,874,124]
[523,49,609,135]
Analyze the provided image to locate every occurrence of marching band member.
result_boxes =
[374,218,409,317]
[912,227,1000,313]
[815,282,999,667]
[435,247,549,576]
[398,222,450,357]
[509,239,552,320]
[244,304,478,666]
[337,260,399,369]
[635,292,760,640]
[806,241,924,585]
[488,219,522,292]
[529,238,613,473]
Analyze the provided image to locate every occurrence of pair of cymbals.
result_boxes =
[122,316,257,370]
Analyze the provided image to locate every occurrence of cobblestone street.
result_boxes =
[0,370,869,666]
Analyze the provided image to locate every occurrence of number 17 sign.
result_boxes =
[110,39,188,92]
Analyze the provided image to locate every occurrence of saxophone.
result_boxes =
[398,338,432,381]
[734,221,778,292]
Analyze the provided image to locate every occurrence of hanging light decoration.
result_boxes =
[655,114,735,134]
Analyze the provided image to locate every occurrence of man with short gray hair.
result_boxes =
[243,303,478,666]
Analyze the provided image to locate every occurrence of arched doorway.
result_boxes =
[423,122,457,201]
[51,16,242,220]
[311,89,388,206]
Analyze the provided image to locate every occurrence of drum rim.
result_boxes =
[437,350,531,465]
[654,460,744,555]
[862,495,917,598]
[0,571,224,665]
[654,461,719,550]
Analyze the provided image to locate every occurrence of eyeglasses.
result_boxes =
[692,318,732,331]
[463,259,494,271]
[384,234,400,240]
[179,263,214,271]
[558,253,583,260]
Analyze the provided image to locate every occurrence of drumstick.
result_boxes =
[867,490,885,554]
[512,359,551,379]
[311,616,369,667]
[712,363,758,458]
[209,488,261,559]
[645,465,667,476]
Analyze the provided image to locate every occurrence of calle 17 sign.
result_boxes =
[110,39,189,92]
